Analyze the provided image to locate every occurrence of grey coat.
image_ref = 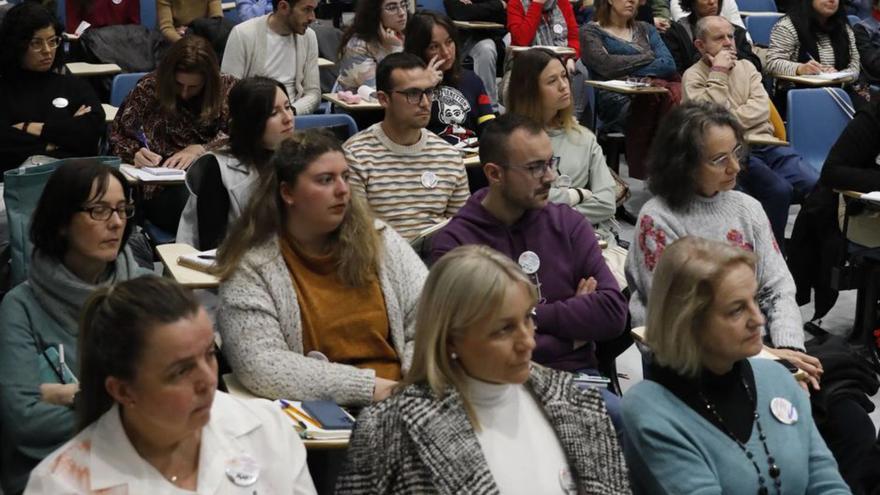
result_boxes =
[335,365,631,494]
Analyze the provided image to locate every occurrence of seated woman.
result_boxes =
[622,236,850,494]
[215,130,427,407]
[662,0,761,74]
[507,48,618,246]
[177,76,294,250]
[580,0,678,180]
[0,2,105,169]
[157,0,222,43]
[110,35,237,234]
[0,160,148,495]
[404,11,495,150]
[766,0,864,109]
[336,245,630,494]
[66,0,140,32]
[335,0,407,92]
[670,0,747,31]
[25,276,317,493]
[507,0,580,71]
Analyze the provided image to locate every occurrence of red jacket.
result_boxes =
[507,0,580,58]
[66,0,140,31]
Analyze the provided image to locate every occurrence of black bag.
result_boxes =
[188,17,235,61]
[80,24,168,73]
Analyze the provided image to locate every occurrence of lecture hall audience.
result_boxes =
[335,0,407,91]
[0,161,148,495]
[25,276,317,494]
[215,131,428,407]
[442,0,506,109]
[336,245,631,494]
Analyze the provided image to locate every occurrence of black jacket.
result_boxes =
[662,19,762,75]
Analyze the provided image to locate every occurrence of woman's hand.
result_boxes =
[653,17,671,33]
[164,144,205,170]
[40,383,79,406]
[427,55,445,86]
[373,377,397,402]
[576,277,597,296]
[134,147,163,168]
[764,347,823,391]
[796,60,823,75]
[565,57,577,76]
[378,26,402,49]
[73,104,92,117]
[13,122,45,137]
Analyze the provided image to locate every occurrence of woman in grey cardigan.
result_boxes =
[336,245,630,494]
[215,129,427,407]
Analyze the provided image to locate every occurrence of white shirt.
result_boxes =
[264,28,297,101]
[25,392,316,494]
[466,376,572,494]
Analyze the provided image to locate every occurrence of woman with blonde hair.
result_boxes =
[215,129,427,407]
[336,244,630,494]
[622,236,849,494]
[508,48,619,246]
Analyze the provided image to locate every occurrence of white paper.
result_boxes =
[74,21,91,36]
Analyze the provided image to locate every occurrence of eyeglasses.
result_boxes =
[383,2,407,12]
[78,203,136,221]
[28,36,62,52]
[506,156,560,179]
[707,144,745,168]
[394,87,435,105]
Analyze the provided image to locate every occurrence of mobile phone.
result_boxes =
[302,400,355,430]
[776,358,799,374]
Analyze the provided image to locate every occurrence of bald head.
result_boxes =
[694,16,736,58]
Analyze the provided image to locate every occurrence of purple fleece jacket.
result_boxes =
[431,188,628,371]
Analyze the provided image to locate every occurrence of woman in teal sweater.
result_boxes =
[0,160,148,495]
[622,236,849,495]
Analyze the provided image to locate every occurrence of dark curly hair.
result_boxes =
[677,0,724,20]
[646,101,745,210]
[0,2,64,78]
[404,11,462,86]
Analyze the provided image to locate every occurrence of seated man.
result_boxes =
[431,113,628,425]
[222,0,321,115]
[344,52,469,242]
[443,0,505,110]
[683,16,818,249]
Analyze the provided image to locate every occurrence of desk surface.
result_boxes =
[102,104,117,123]
[453,20,505,30]
[509,45,576,56]
[738,10,784,16]
[66,62,122,76]
[746,134,789,147]
[463,153,480,167]
[322,92,383,111]
[318,57,335,68]
[223,374,350,450]
[156,243,221,289]
[775,73,855,86]
[585,80,669,94]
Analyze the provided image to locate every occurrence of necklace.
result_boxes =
[697,374,782,495]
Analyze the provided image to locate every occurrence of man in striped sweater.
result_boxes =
[343,52,469,242]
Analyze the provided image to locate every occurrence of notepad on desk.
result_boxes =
[276,399,354,440]
[600,80,651,89]
[120,164,186,183]
[176,249,216,273]
[808,70,855,81]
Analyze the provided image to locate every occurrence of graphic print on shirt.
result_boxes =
[435,86,478,148]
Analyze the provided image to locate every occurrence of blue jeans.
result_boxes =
[738,145,819,247]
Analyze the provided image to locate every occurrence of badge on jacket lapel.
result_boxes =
[225,454,260,487]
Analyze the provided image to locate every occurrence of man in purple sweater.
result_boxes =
[432,114,627,426]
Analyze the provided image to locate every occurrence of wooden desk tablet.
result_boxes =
[65,62,122,76]
[102,104,118,123]
[738,10,784,16]
[318,57,335,68]
[463,153,480,167]
[453,20,505,30]
[775,73,855,86]
[585,80,669,94]
[322,92,383,111]
[746,135,790,147]
[221,1,235,10]
[156,243,221,289]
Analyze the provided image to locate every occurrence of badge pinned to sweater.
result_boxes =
[553,24,564,35]
[518,251,540,274]
[112,0,123,4]
[52,97,69,109]
[225,454,260,487]
[770,397,798,425]
[559,466,576,494]
[421,171,438,189]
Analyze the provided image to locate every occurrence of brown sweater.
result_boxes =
[157,0,222,42]
[280,236,402,381]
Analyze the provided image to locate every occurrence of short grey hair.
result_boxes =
[694,15,732,41]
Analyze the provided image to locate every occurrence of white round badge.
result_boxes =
[556,174,572,188]
[112,0,122,4]
[224,454,260,487]
[518,250,540,275]
[52,97,69,109]
[421,171,438,189]
[553,23,564,34]
[770,397,798,425]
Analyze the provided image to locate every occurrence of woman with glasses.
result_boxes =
[0,160,150,495]
[0,2,105,169]
[335,0,408,91]
[507,48,619,247]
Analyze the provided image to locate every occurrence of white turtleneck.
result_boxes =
[465,376,573,494]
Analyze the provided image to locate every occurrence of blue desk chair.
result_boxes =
[744,13,783,47]
[786,88,854,173]
[296,113,359,139]
[56,0,65,25]
[141,0,157,29]
[848,14,861,25]
[737,0,777,11]
[110,72,148,106]
[416,0,447,14]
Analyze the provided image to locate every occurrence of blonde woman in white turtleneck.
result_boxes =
[336,244,630,495]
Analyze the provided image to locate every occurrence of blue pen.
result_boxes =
[134,128,150,150]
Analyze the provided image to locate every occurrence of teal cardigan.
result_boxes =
[621,358,850,494]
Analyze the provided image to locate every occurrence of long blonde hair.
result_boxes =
[507,48,576,133]
[401,245,539,428]
[214,130,381,286]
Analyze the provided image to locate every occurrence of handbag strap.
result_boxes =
[823,87,855,120]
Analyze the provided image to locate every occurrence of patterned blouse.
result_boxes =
[109,72,237,163]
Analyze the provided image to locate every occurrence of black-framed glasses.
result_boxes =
[707,144,746,168]
[394,87,435,105]
[506,156,560,179]
[28,36,62,52]
[78,202,136,221]
[383,1,407,12]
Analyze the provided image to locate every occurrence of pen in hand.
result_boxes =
[58,344,66,385]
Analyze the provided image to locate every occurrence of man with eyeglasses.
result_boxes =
[683,16,818,249]
[344,52,469,242]
[431,113,628,429]
[222,0,321,115]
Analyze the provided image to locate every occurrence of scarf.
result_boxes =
[28,245,143,333]
[520,0,568,47]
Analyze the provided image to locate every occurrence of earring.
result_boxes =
[450,352,458,360]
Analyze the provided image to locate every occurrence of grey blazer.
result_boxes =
[335,365,632,494]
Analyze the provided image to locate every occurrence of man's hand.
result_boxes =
[40,383,79,406]
[711,50,737,71]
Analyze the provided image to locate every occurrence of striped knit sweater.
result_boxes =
[343,123,469,240]
[765,15,860,77]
